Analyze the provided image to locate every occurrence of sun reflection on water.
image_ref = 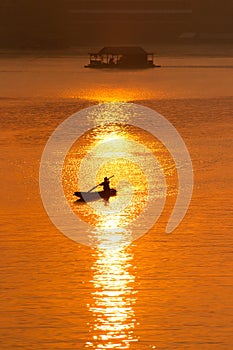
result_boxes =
[60,102,178,347]
[68,87,154,103]
[86,236,138,349]
[62,108,177,238]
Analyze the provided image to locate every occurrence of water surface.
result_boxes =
[0,46,233,349]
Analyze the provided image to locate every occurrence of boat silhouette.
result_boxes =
[74,189,117,202]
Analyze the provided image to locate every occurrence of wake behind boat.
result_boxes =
[74,189,117,202]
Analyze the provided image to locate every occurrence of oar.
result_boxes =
[88,175,114,193]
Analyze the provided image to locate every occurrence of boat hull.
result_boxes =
[74,189,117,202]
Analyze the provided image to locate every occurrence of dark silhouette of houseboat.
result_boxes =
[85,47,160,69]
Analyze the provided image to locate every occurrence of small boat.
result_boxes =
[74,189,117,202]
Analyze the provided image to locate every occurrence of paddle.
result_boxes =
[88,175,114,193]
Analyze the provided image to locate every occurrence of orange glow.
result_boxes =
[62,120,178,230]
[62,135,149,227]
[67,87,154,102]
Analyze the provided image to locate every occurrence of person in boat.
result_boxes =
[101,177,110,192]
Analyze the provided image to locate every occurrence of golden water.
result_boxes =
[0,48,233,349]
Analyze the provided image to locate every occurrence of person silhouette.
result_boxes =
[101,177,110,192]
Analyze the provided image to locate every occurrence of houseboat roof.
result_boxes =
[94,46,151,56]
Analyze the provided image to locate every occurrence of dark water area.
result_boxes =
[1,42,233,58]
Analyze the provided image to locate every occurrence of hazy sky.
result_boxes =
[0,0,232,48]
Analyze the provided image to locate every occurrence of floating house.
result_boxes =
[85,47,160,69]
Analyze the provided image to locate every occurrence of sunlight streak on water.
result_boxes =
[86,243,138,349]
[67,87,155,103]
[62,102,176,244]
[61,103,178,347]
